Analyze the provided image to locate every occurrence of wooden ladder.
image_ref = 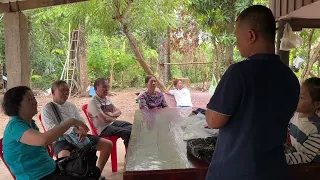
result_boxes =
[62,28,80,97]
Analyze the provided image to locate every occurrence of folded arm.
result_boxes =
[97,112,117,123]
[286,133,320,165]
[110,106,122,117]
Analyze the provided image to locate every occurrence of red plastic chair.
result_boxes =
[38,114,54,158]
[0,138,16,179]
[38,114,47,133]
[82,104,121,172]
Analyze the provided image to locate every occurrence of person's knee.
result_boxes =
[97,138,113,152]
[58,150,71,158]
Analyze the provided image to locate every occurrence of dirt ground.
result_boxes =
[0,89,140,180]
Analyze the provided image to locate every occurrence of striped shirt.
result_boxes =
[286,112,320,165]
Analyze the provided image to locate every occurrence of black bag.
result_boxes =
[56,141,101,179]
[187,137,217,163]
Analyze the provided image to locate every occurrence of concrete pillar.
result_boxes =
[4,12,30,89]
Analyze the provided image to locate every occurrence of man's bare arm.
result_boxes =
[110,106,122,117]
[165,83,173,95]
[97,112,117,123]
[178,77,191,88]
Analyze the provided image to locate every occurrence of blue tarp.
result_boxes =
[89,86,95,96]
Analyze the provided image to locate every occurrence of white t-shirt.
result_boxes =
[87,95,115,135]
[169,88,193,107]
[42,101,85,135]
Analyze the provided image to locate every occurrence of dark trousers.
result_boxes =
[100,120,132,148]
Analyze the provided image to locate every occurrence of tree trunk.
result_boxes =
[301,29,316,81]
[301,39,320,80]
[159,35,165,83]
[122,23,165,91]
[109,69,114,90]
[225,37,234,67]
[213,42,220,82]
[318,59,320,78]
[164,26,171,83]
[121,71,124,83]
[225,1,235,67]
[113,0,165,91]
[217,45,223,81]
[78,23,89,97]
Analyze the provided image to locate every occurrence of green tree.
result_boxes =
[188,0,268,81]
[30,0,184,91]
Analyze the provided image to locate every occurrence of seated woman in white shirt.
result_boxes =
[165,78,193,108]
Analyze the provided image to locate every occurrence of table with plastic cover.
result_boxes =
[123,108,209,180]
[123,108,320,180]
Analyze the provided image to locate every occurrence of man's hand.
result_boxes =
[77,133,87,142]
[72,120,89,134]
[106,112,114,116]
[106,112,120,118]
[74,126,88,136]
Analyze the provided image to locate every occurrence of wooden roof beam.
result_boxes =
[0,0,89,13]
[289,19,320,30]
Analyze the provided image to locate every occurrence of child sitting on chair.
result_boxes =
[165,78,193,108]
[286,77,320,165]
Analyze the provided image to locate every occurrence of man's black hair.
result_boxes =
[94,78,108,90]
[236,5,276,43]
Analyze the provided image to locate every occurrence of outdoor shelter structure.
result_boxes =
[1,0,320,88]
[270,0,320,66]
[0,0,88,89]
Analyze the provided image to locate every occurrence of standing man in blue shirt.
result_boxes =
[205,5,300,180]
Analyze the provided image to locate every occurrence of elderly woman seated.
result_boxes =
[138,75,168,109]
[2,86,96,180]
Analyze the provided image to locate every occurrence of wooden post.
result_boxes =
[276,20,290,66]
[109,70,113,90]
[165,26,171,82]
[159,35,165,83]
[121,71,124,83]
[318,59,320,78]
[4,12,30,89]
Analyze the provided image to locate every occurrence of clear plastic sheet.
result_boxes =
[125,108,200,171]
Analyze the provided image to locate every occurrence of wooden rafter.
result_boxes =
[0,0,88,13]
